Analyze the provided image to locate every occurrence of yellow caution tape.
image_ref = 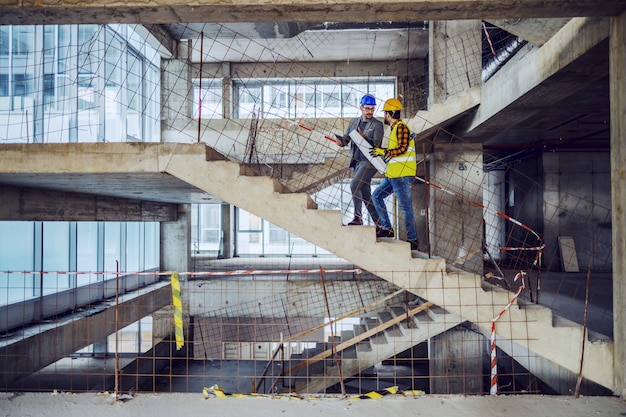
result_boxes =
[202,384,424,399]
[171,272,184,350]
[352,386,399,399]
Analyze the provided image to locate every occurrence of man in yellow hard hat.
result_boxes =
[369,97,419,251]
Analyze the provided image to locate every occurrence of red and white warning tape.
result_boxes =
[490,271,526,395]
[256,109,338,144]
[0,268,362,277]
[414,176,543,244]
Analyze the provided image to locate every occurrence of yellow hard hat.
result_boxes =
[383,98,403,112]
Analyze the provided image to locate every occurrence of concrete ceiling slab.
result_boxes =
[1,1,625,25]
[187,27,429,63]
[465,40,610,149]
[0,173,221,204]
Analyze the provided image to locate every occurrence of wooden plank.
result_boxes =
[558,236,580,272]
[280,302,434,377]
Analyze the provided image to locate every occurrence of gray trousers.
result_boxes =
[350,161,380,226]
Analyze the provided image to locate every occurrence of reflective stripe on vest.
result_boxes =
[386,121,416,178]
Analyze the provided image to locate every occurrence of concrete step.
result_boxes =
[378,311,404,337]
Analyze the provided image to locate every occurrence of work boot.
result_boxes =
[376,227,394,238]
[408,239,420,251]
[346,217,362,226]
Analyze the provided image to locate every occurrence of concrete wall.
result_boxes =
[183,279,400,359]
[193,316,325,359]
[513,151,612,272]
[543,152,612,272]
[428,20,482,108]
[429,327,486,394]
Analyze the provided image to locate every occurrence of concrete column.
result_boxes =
[610,11,626,398]
[161,40,192,133]
[430,143,484,274]
[160,204,191,273]
[219,203,233,259]
[222,62,232,119]
[428,20,482,107]
[158,205,191,351]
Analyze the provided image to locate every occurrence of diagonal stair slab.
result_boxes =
[294,306,464,393]
[406,87,481,142]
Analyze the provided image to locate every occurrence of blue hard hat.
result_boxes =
[360,94,377,106]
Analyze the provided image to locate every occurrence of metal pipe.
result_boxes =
[482,37,527,83]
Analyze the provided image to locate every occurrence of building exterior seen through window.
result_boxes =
[192,77,395,119]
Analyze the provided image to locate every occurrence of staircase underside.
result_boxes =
[286,299,464,394]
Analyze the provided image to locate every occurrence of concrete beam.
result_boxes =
[132,24,175,59]
[466,17,610,137]
[0,1,625,26]
[485,18,571,46]
[0,282,172,387]
[0,185,178,222]
[610,11,626,398]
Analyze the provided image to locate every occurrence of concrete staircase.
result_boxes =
[281,297,463,394]
[163,144,614,391]
[0,142,614,391]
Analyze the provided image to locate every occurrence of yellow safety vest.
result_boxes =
[386,121,416,178]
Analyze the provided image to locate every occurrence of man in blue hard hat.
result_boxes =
[335,94,384,227]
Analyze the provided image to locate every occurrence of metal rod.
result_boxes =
[197,32,204,143]
[114,260,120,398]
[575,265,592,397]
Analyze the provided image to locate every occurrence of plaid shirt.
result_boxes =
[384,120,411,158]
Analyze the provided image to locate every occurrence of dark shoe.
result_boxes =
[376,227,394,238]
[346,217,362,226]
[408,239,420,251]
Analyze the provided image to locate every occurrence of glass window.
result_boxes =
[318,83,341,118]
[126,222,141,272]
[77,25,100,142]
[293,83,317,118]
[10,27,35,112]
[77,25,99,74]
[104,222,121,279]
[263,81,291,118]
[12,26,34,55]
[77,222,100,286]
[43,25,55,58]
[126,50,142,141]
[57,25,71,74]
[0,222,35,304]
[144,222,159,270]
[43,73,55,110]
[192,78,223,119]
[42,222,71,295]
[0,26,9,55]
[191,204,222,254]
[144,63,160,142]
[235,208,331,256]
[234,77,395,119]
[104,33,124,142]
[0,74,8,97]
[1,23,159,143]
[233,81,261,118]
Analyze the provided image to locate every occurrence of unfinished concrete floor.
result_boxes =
[2,391,625,417]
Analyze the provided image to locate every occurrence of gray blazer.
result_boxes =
[338,117,384,168]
